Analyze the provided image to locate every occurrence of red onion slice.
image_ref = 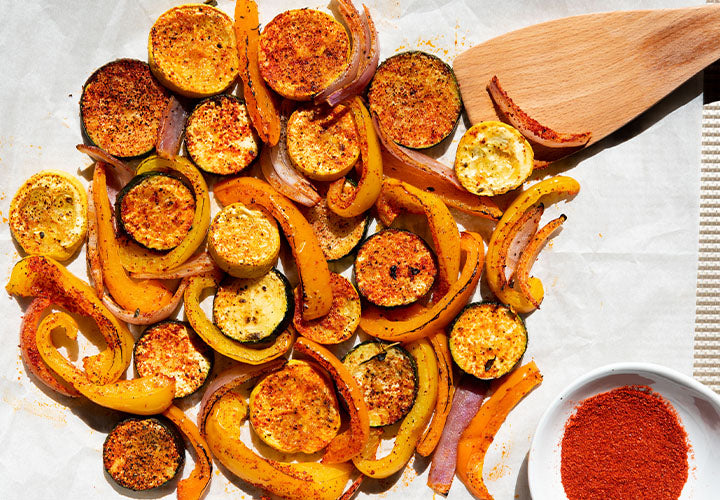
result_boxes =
[86,186,104,298]
[101,277,189,325]
[506,204,544,282]
[130,252,218,280]
[156,96,190,159]
[76,144,134,185]
[427,377,487,494]
[487,76,591,149]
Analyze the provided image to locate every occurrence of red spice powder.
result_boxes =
[561,385,688,500]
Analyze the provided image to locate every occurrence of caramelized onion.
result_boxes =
[86,187,104,298]
[130,252,218,280]
[156,96,190,159]
[101,277,189,325]
[505,204,544,282]
[76,144,134,184]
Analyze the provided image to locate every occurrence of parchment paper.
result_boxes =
[0,1,704,499]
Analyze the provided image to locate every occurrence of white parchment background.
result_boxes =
[0,0,704,499]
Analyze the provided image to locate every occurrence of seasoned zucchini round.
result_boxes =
[115,172,195,252]
[454,121,534,196]
[249,360,341,453]
[212,269,293,343]
[342,341,418,427]
[293,272,361,344]
[81,58,170,158]
[103,416,184,491]
[354,229,437,308]
[286,103,360,181]
[9,170,88,261]
[133,320,213,398]
[185,95,260,175]
[300,197,368,262]
[207,202,280,278]
[148,4,238,98]
[368,51,462,149]
[449,302,528,380]
[258,9,349,101]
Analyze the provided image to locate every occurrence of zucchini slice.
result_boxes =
[148,4,239,98]
[368,51,462,149]
[212,269,293,343]
[300,196,368,262]
[342,341,418,427]
[293,272,361,344]
[258,9,349,101]
[353,228,437,308]
[454,121,534,196]
[115,172,195,252]
[249,359,341,454]
[81,58,170,158]
[207,202,280,278]
[286,103,360,181]
[449,302,528,380]
[185,95,260,175]
[103,416,184,491]
[133,320,213,398]
[9,170,88,261]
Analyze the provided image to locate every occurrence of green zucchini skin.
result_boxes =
[368,51,462,149]
[133,320,214,398]
[212,268,294,344]
[342,340,418,427]
[103,416,184,491]
[449,302,528,380]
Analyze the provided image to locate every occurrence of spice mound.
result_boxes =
[561,385,688,500]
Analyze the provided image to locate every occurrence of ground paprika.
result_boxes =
[561,385,689,500]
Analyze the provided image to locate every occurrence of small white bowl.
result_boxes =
[528,362,720,500]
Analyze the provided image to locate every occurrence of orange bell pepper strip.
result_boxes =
[359,232,484,342]
[294,338,370,464]
[353,338,438,478]
[163,405,212,500]
[93,163,174,313]
[327,97,383,217]
[234,0,281,145]
[36,312,175,415]
[486,176,580,313]
[117,156,211,275]
[214,177,333,320]
[376,178,461,297]
[456,361,543,499]
[6,255,133,384]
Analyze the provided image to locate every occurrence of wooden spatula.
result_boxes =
[453,4,720,157]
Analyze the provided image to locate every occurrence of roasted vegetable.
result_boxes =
[212,269,293,343]
[207,202,280,278]
[354,228,437,308]
[368,51,461,149]
[134,320,214,398]
[185,94,260,175]
[148,4,239,98]
[249,360,341,453]
[103,416,184,491]
[162,405,212,500]
[10,170,88,261]
[258,9,349,100]
[80,58,169,158]
[450,302,528,380]
[300,195,368,262]
[343,341,418,427]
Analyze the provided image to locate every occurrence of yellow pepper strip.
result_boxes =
[203,385,352,500]
[184,274,294,364]
[36,312,174,415]
[376,178,461,297]
[456,362,543,499]
[6,255,133,384]
[162,405,212,500]
[513,215,567,309]
[417,330,455,456]
[326,97,383,217]
[93,163,174,313]
[214,176,332,320]
[486,176,580,313]
[360,232,484,342]
[117,156,211,274]
[294,338,370,464]
[353,338,438,478]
